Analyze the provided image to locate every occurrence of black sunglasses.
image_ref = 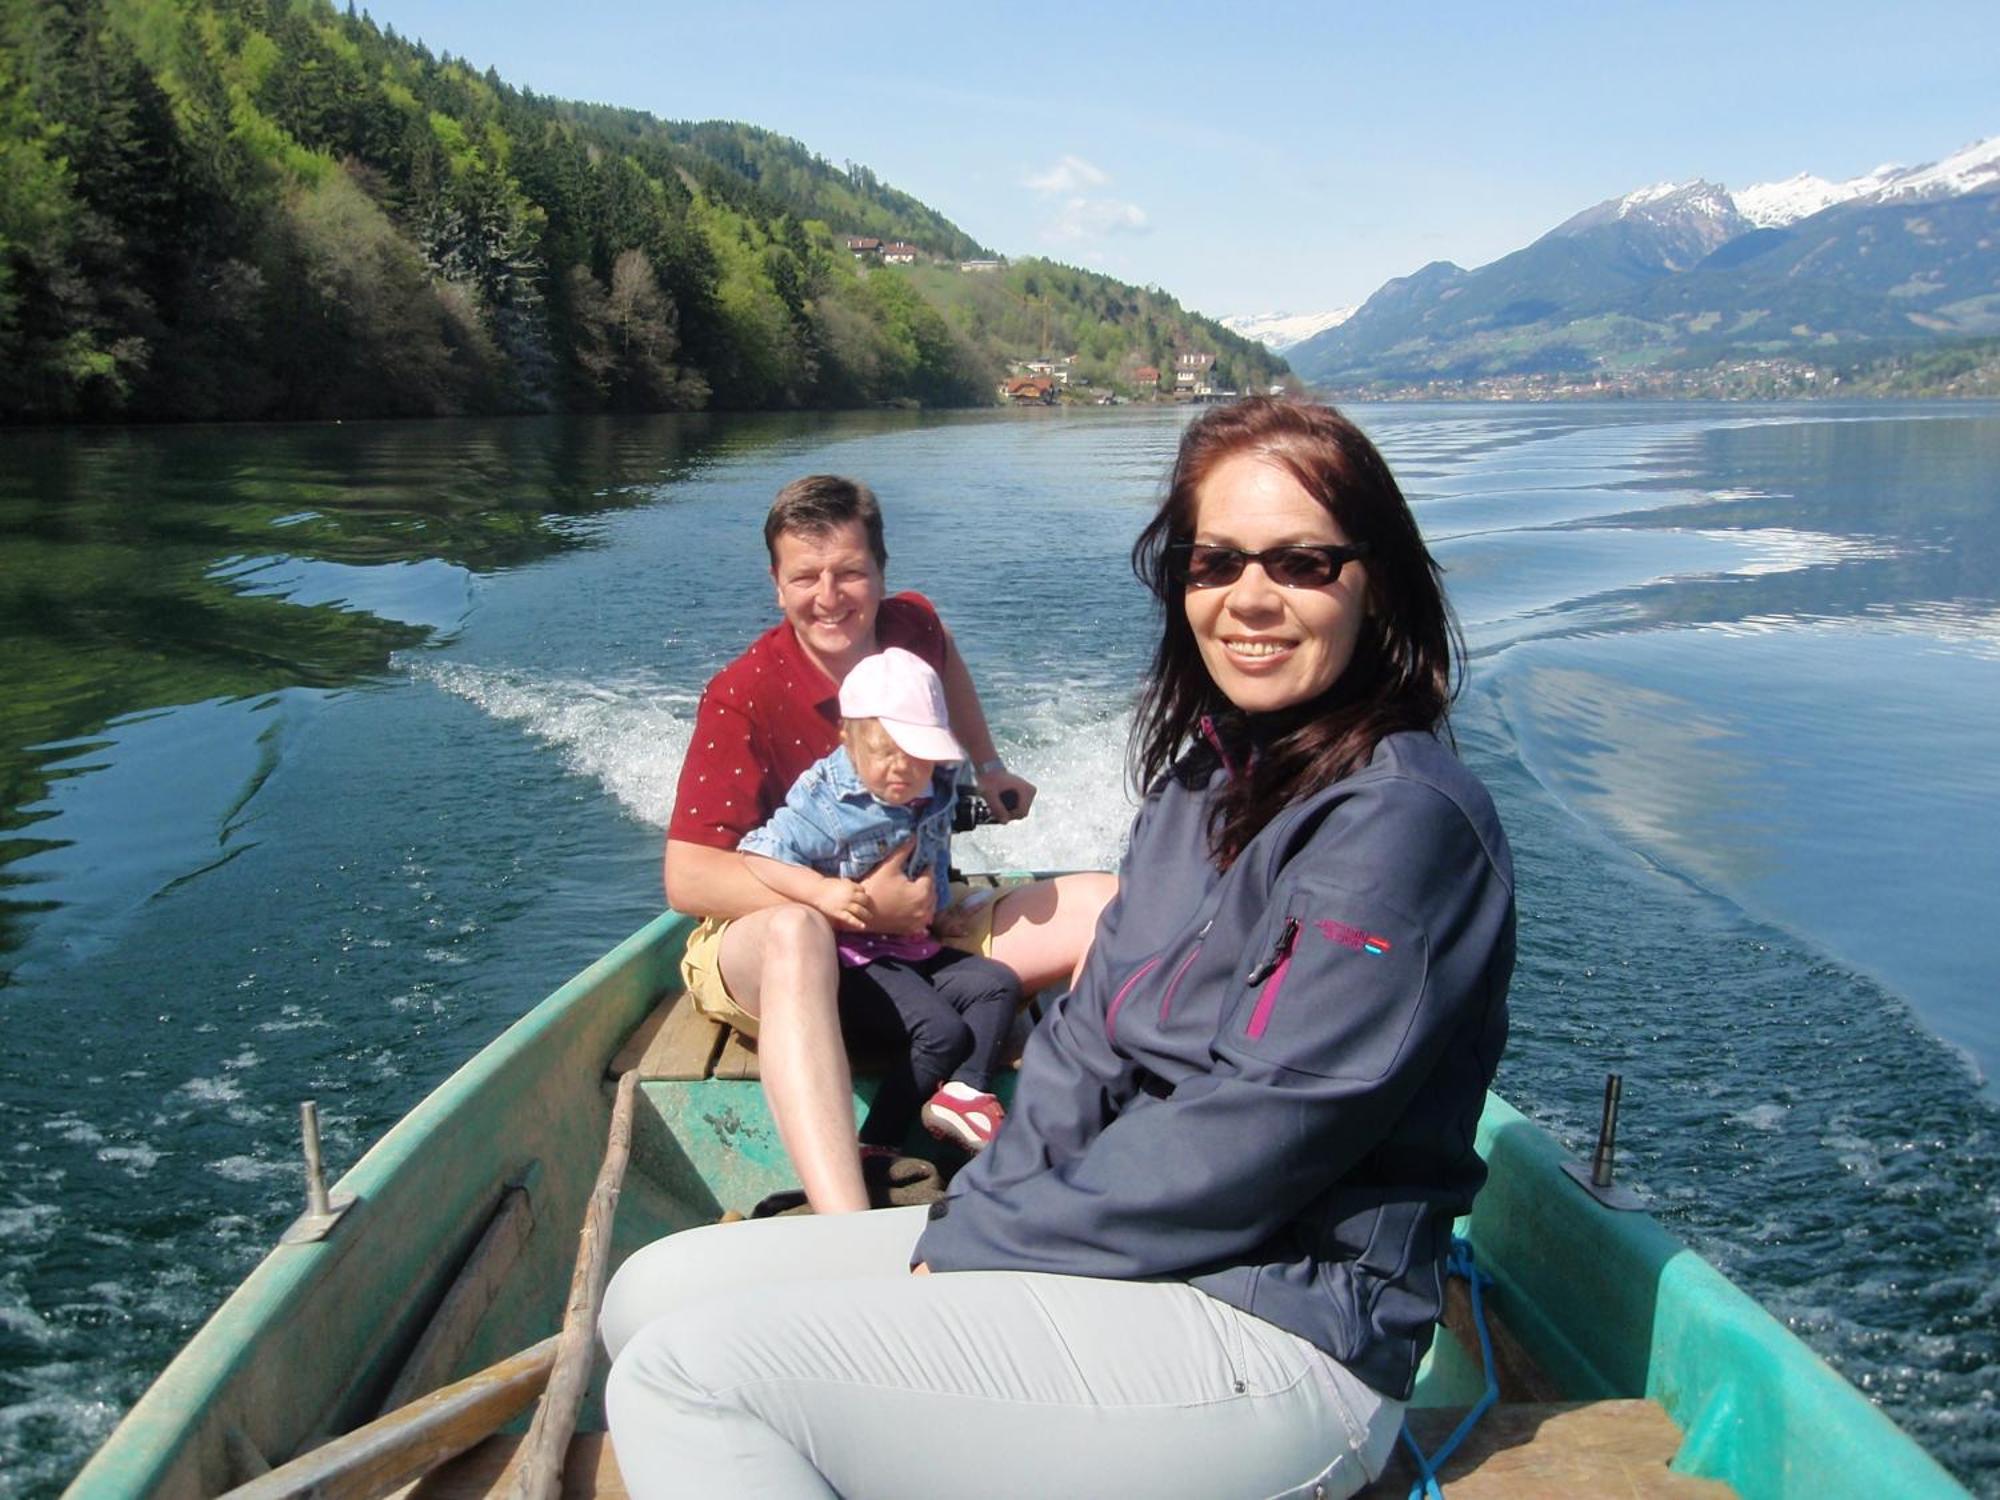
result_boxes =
[1170,541,1371,590]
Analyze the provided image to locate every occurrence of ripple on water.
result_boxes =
[93,1146,160,1179]
[7,405,1999,1496]
[175,1077,242,1106]
[206,1155,289,1185]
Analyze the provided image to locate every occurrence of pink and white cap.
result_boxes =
[838,647,967,763]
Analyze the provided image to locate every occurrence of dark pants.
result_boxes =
[837,949,1020,1148]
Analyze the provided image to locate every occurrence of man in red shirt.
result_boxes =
[666,475,1113,1214]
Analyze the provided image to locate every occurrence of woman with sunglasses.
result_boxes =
[600,397,1517,1499]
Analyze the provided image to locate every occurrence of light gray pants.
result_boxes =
[600,1206,1403,1499]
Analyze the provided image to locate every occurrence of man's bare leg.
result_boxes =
[716,905,870,1214]
[986,872,1118,994]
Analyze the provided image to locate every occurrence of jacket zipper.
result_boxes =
[1157,942,1203,1023]
[1244,917,1302,1040]
[1104,956,1162,1042]
[1199,715,1243,780]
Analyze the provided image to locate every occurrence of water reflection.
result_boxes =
[1621,413,2000,602]
[0,413,768,968]
[1499,663,1776,892]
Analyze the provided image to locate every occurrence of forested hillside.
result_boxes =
[0,0,1280,423]
[906,260,1284,395]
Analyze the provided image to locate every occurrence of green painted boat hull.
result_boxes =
[66,912,1968,1499]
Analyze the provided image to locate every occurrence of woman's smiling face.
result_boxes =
[1185,454,1371,715]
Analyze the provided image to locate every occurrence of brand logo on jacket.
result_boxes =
[1317,918,1391,956]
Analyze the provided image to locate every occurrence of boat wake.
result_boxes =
[407,659,1139,876]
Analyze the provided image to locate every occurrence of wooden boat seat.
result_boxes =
[606,988,907,1083]
[409,1400,1734,1498]
[608,981,1034,1084]
[606,989,734,1082]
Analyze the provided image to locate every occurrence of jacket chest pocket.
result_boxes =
[1103,934,1220,1061]
[1229,883,1427,1082]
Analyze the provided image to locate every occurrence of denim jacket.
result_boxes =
[738,745,958,918]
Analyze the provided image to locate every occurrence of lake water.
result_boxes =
[2,403,1996,1494]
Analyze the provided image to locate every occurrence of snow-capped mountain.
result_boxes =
[1544,179,1748,271]
[1733,170,1884,228]
[1731,135,2000,227]
[1287,128,2000,388]
[1219,307,1356,352]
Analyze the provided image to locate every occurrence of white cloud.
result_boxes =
[1023,154,1151,244]
[1044,197,1150,242]
[1022,155,1110,194]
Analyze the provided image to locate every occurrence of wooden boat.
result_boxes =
[65,901,1972,1499]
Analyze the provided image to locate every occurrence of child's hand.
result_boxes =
[815,877,871,930]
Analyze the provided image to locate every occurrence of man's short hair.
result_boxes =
[764,475,888,568]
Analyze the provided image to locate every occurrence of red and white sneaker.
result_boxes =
[921,1082,1006,1152]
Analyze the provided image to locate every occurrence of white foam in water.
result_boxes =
[95,1144,161,1177]
[208,1154,290,1184]
[0,1204,59,1245]
[43,1114,104,1148]
[1728,1102,1790,1132]
[950,693,1138,875]
[177,1076,243,1106]
[414,661,1138,873]
[410,661,695,828]
[0,1300,57,1345]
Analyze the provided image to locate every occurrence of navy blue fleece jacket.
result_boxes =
[914,728,1515,1398]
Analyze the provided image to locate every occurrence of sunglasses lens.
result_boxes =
[1180,544,1356,587]
[1268,548,1339,587]
[1183,547,1243,587]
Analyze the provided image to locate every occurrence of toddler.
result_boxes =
[739,647,1018,1153]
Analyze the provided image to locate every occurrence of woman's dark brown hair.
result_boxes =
[1131,397,1461,866]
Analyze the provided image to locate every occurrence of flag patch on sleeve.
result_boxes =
[1317,918,1392,956]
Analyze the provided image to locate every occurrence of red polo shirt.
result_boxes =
[667,592,950,852]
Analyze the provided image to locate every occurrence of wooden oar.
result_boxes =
[500,1068,641,1500]
[215,1337,558,1500]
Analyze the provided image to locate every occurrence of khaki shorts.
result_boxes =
[679,882,1001,1039]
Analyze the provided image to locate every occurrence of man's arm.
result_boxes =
[663,839,790,921]
[937,625,1037,823]
[664,839,934,933]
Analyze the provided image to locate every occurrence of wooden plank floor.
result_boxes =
[408,1433,625,1499]
[1365,1401,1735,1497]
[418,1401,1732,1498]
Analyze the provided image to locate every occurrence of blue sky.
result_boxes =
[372,0,1999,320]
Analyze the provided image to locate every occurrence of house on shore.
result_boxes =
[882,242,920,264]
[1175,351,1217,396]
[1022,356,1077,388]
[1001,375,1058,405]
[959,258,1004,273]
[846,237,882,260]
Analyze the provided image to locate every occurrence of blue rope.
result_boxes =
[1399,1236,1499,1500]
